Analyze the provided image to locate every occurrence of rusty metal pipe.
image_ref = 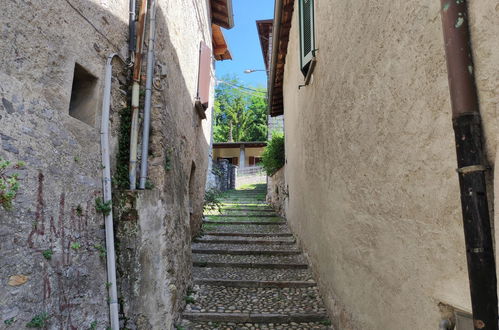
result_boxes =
[440,1,498,329]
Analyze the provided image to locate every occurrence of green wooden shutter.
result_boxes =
[299,0,315,75]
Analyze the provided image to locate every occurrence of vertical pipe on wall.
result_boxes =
[440,1,498,329]
[129,0,148,190]
[128,0,136,58]
[100,54,121,330]
[138,0,157,189]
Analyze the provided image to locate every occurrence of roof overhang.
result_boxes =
[268,0,295,117]
[256,19,273,73]
[210,0,234,29]
[213,142,267,149]
[212,24,232,61]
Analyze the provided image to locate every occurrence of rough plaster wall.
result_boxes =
[0,0,214,328]
[0,0,129,328]
[115,0,214,328]
[282,1,498,329]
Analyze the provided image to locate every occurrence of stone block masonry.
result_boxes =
[1,0,214,329]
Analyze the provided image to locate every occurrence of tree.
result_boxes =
[213,75,267,142]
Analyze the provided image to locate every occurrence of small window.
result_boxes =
[299,0,315,76]
[69,63,98,126]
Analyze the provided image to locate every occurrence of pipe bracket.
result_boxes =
[456,165,486,175]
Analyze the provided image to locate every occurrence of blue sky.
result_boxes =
[215,0,274,88]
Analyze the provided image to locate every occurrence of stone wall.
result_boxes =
[266,167,286,217]
[281,1,499,329]
[0,0,213,328]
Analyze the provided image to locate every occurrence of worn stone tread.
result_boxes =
[193,279,316,288]
[202,224,291,234]
[204,232,293,237]
[193,253,306,264]
[193,261,308,269]
[192,248,301,256]
[177,320,333,329]
[192,267,314,282]
[182,312,329,323]
[203,221,287,225]
[194,239,295,245]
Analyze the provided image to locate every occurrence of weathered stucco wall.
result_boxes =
[282,1,499,329]
[266,166,286,217]
[0,0,213,328]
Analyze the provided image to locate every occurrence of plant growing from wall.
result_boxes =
[26,313,50,328]
[42,249,53,260]
[204,189,222,213]
[94,244,107,258]
[261,133,285,176]
[0,159,24,210]
[95,197,112,216]
[114,107,132,189]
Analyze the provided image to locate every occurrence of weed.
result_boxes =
[0,159,24,210]
[95,197,112,216]
[26,312,50,328]
[94,244,107,258]
[42,249,53,260]
[319,320,332,326]
[174,325,185,330]
[184,295,195,304]
[73,156,80,163]
[187,286,196,296]
[4,317,15,326]
[145,180,154,190]
[164,147,173,171]
[89,321,97,330]
[76,205,83,216]
[105,282,112,289]
[71,242,81,250]
[204,189,222,213]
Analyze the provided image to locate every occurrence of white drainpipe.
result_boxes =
[139,0,157,189]
[100,53,121,330]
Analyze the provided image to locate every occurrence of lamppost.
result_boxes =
[243,69,267,74]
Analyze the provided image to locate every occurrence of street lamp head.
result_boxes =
[244,69,267,74]
[243,69,254,74]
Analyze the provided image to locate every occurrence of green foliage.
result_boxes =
[42,249,53,260]
[76,204,83,216]
[4,317,15,326]
[0,159,24,210]
[114,107,132,189]
[105,282,112,288]
[95,197,112,216]
[319,320,332,326]
[89,321,97,330]
[94,244,107,258]
[164,147,173,171]
[145,180,154,190]
[71,242,81,250]
[204,189,222,213]
[184,295,195,304]
[214,75,267,142]
[26,313,50,328]
[261,133,285,176]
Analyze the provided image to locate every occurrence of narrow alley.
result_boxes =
[179,184,332,329]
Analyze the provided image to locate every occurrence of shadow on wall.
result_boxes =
[0,0,129,329]
[114,4,211,329]
[1,0,211,328]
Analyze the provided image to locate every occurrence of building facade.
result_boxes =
[263,0,499,329]
[0,0,232,328]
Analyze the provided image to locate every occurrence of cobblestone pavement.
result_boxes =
[179,184,333,330]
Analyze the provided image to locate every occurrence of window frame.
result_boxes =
[299,0,316,76]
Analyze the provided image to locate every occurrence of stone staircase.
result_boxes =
[178,184,332,329]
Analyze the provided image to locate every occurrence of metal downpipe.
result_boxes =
[129,0,148,190]
[138,0,157,189]
[100,54,122,330]
[440,1,498,329]
[268,0,283,116]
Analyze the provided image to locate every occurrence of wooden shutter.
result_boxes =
[197,41,212,109]
[249,156,255,166]
[299,0,315,75]
[232,157,239,166]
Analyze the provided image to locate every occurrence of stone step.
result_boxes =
[177,320,333,329]
[222,208,276,212]
[194,239,295,245]
[204,232,293,237]
[184,285,328,319]
[193,261,308,269]
[202,224,291,235]
[194,279,316,288]
[192,267,314,282]
[193,253,306,264]
[203,220,287,225]
[213,214,279,217]
[192,248,301,256]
